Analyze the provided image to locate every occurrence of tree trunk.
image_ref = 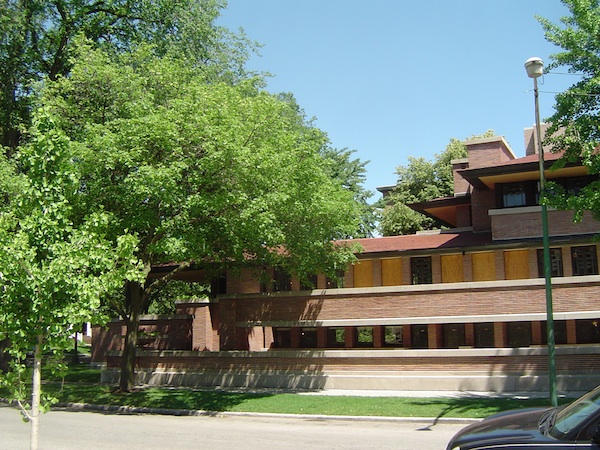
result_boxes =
[30,334,43,450]
[72,333,79,365]
[0,338,10,372]
[119,281,145,392]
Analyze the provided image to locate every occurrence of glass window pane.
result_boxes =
[502,182,527,207]
[327,327,345,348]
[300,327,317,348]
[507,322,532,348]
[572,246,598,276]
[443,323,466,349]
[411,324,429,349]
[383,326,403,347]
[537,248,564,277]
[355,327,373,348]
[474,322,495,348]
[411,257,432,285]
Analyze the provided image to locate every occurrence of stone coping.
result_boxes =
[218,275,600,300]
[108,314,191,322]
[107,344,600,359]
[238,309,600,328]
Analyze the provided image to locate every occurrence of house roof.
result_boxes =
[409,195,471,228]
[458,151,588,190]
[346,230,493,257]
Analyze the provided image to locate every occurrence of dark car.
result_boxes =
[447,385,600,449]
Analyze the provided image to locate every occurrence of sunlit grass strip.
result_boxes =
[27,384,571,419]
[0,363,573,419]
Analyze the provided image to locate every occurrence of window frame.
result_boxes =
[411,256,432,285]
[571,245,598,276]
[537,248,564,278]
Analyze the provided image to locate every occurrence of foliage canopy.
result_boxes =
[0,0,256,149]
[379,131,494,236]
[538,0,600,220]
[41,42,362,390]
[0,109,141,446]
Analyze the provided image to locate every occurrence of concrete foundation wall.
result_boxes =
[101,346,600,395]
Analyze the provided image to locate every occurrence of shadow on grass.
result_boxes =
[46,383,274,413]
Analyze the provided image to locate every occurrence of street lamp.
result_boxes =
[524,56,557,407]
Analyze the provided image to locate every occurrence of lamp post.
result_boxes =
[524,56,557,407]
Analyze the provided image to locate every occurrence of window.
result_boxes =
[273,328,291,348]
[300,327,317,348]
[411,324,429,349]
[300,275,318,291]
[326,270,345,289]
[411,256,432,285]
[383,326,404,347]
[443,323,466,349]
[537,248,564,277]
[474,323,495,348]
[507,322,532,348]
[576,319,600,344]
[273,267,292,291]
[210,273,227,296]
[355,327,373,347]
[327,327,345,348]
[498,181,539,208]
[564,176,595,195]
[542,320,567,345]
[502,182,527,207]
[572,246,598,276]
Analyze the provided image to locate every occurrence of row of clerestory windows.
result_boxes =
[271,319,600,350]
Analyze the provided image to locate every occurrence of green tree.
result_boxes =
[319,146,376,238]
[379,131,494,236]
[275,93,376,237]
[538,0,600,219]
[44,44,361,391]
[0,109,140,448]
[0,0,256,150]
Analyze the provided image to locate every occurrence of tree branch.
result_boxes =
[144,261,192,299]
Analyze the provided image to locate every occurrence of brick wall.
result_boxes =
[452,159,470,195]
[105,348,600,376]
[218,280,600,330]
[176,302,219,351]
[491,209,600,240]
[471,188,495,232]
[91,316,192,363]
[464,137,514,170]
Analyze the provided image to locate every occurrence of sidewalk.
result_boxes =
[299,388,584,399]
[53,400,481,425]
[186,385,582,399]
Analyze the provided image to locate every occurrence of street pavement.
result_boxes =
[1,388,572,449]
[0,403,467,449]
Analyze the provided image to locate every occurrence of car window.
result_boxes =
[551,388,600,439]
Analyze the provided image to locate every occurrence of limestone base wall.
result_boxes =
[101,345,600,395]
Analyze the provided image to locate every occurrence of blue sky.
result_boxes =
[217,1,577,199]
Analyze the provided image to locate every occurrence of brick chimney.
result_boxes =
[524,123,556,156]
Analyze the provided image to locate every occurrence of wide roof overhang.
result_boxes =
[458,152,588,190]
[409,195,471,228]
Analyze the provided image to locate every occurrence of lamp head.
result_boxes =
[525,57,544,78]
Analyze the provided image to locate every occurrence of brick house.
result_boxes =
[94,130,600,394]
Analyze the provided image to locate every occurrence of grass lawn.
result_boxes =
[2,363,573,419]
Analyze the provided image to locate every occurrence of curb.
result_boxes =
[53,401,481,425]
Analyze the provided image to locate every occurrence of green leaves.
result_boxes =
[0,107,141,410]
[379,131,494,236]
[538,1,600,219]
[0,0,257,149]
[45,46,361,282]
